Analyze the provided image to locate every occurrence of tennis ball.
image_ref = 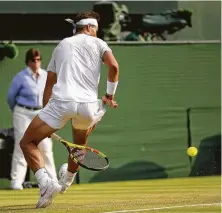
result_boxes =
[187,147,198,157]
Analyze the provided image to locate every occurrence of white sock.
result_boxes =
[35,168,49,188]
[66,170,77,185]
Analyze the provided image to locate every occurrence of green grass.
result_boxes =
[0,176,220,213]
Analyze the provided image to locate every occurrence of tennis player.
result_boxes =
[19,11,119,208]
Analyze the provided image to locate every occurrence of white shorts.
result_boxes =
[38,98,106,130]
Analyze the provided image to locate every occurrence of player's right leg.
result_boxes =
[59,126,96,193]
[59,100,106,193]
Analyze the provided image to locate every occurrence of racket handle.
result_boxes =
[51,133,63,141]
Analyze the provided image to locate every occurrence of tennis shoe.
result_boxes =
[36,178,62,208]
[58,163,74,194]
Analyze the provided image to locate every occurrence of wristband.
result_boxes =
[106,80,118,95]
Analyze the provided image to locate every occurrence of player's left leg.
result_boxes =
[38,137,58,182]
[20,115,62,208]
[20,98,69,208]
[20,115,56,175]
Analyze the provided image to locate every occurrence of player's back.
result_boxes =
[51,34,109,102]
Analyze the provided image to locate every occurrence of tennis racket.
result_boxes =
[51,133,109,171]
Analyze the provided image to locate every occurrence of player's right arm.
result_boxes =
[101,42,119,108]
[103,51,119,83]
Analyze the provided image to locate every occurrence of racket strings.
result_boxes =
[71,148,108,170]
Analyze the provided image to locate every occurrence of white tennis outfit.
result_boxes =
[39,34,112,129]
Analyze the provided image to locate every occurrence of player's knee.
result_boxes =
[19,138,26,152]
[20,134,32,151]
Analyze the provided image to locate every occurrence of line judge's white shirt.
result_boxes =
[47,34,112,102]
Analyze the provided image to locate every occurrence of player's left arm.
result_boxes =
[43,71,57,107]
[43,43,62,107]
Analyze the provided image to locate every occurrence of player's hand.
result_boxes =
[102,94,118,108]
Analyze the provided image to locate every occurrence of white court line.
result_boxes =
[102,203,221,213]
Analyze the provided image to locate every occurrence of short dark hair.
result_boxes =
[74,11,100,23]
[25,48,41,65]
[74,11,100,32]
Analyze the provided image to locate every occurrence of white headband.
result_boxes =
[65,18,98,34]
[76,18,98,26]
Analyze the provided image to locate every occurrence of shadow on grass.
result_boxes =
[89,161,168,183]
[0,205,34,211]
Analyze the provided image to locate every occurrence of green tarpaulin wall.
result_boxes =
[0,43,220,185]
